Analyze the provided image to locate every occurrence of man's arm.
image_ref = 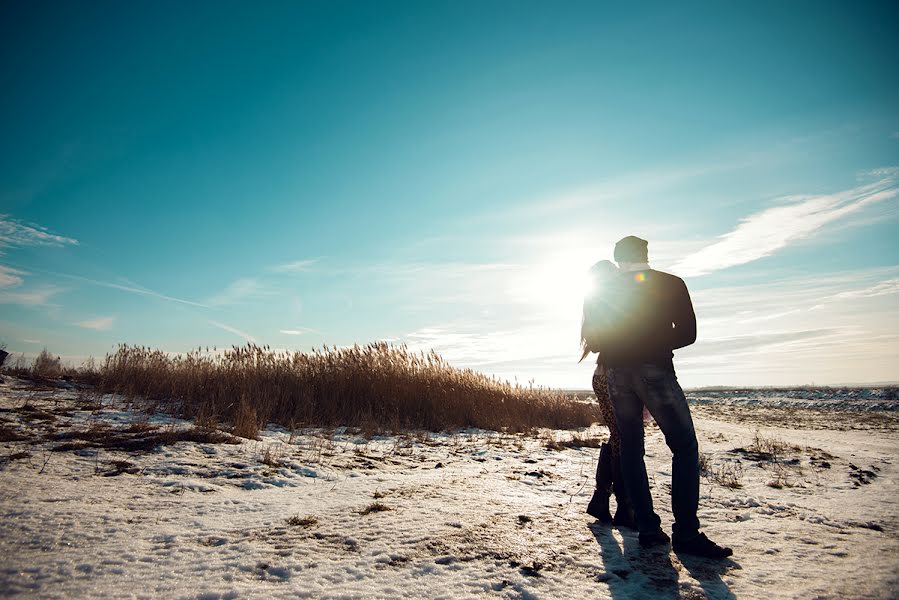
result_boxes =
[671,277,697,350]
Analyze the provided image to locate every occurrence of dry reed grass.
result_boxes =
[67,343,599,436]
[4,349,101,386]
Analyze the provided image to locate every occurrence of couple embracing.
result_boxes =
[580,235,732,560]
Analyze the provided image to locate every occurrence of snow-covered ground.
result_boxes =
[0,377,896,599]
[686,386,898,412]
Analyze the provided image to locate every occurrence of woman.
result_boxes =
[580,260,635,528]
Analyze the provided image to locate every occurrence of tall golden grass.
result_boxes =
[78,343,599,436]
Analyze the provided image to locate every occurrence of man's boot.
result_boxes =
[586,443,613,522]
[673,532,733,558]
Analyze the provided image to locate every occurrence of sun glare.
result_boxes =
[511,254,597,317]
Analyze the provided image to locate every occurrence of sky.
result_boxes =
[1,1,898,388]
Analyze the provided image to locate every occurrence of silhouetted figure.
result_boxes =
[580,260,635,528]
[600,235,732,559]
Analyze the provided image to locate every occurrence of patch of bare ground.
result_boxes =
[49,425,240,452]
[544,430,607,451]
[0,422,27,442]
[100,459,140,476]
[417,518,544,573]
[721,430,879,491]
[0,450,31,467]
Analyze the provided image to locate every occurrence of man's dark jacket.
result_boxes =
[586,269,696,371]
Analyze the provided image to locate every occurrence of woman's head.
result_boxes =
[579,259,618,361]
[589,259,618,279]
[586,260,618,295]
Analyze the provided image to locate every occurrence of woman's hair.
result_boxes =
[579,260,618,362]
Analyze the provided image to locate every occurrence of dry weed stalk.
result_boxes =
[706,460,744,488]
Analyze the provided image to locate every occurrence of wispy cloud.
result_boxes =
[674,174,898,277]
[403,319,575,369]
[680,328,844,360]
[0,215,78,251]
[0,265,27,288]
[53,272,208,308]
[75,315,116,331]
[208,320,256,343]
[463,154,765,229]
[394,263,899,387]
[0,216,208,314]
[279,327,319,336]
[832,277,899,300]
[207,278,273,307]
[268,258,319,273]
[690,267,899,322]
[0,285,63,306]
[671,266,899,384]
[0,217,77,303]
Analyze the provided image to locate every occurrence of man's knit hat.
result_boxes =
[613,235,648,263]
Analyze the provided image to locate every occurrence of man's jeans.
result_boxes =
[607,364,700,540]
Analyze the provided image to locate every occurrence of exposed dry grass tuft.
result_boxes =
[360,502,391,515]
[748,431,799,458]
[286,515,318,527]
[120,421,159,434]
[732,431,804,489]
[260,445,282,466]
[704,459,744,488]
[699,451,711,475]
[69,343,599,435]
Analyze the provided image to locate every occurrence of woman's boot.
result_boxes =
[610,453,637,529]
[586,443,613,522]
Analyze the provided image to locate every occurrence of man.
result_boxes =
[600,235,732,559]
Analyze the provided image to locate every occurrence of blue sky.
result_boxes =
[1,1,897,387]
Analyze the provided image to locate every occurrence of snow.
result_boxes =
[0,377,897,599]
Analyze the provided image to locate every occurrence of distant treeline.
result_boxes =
[563,384,899,395]
[686,385,899,392]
